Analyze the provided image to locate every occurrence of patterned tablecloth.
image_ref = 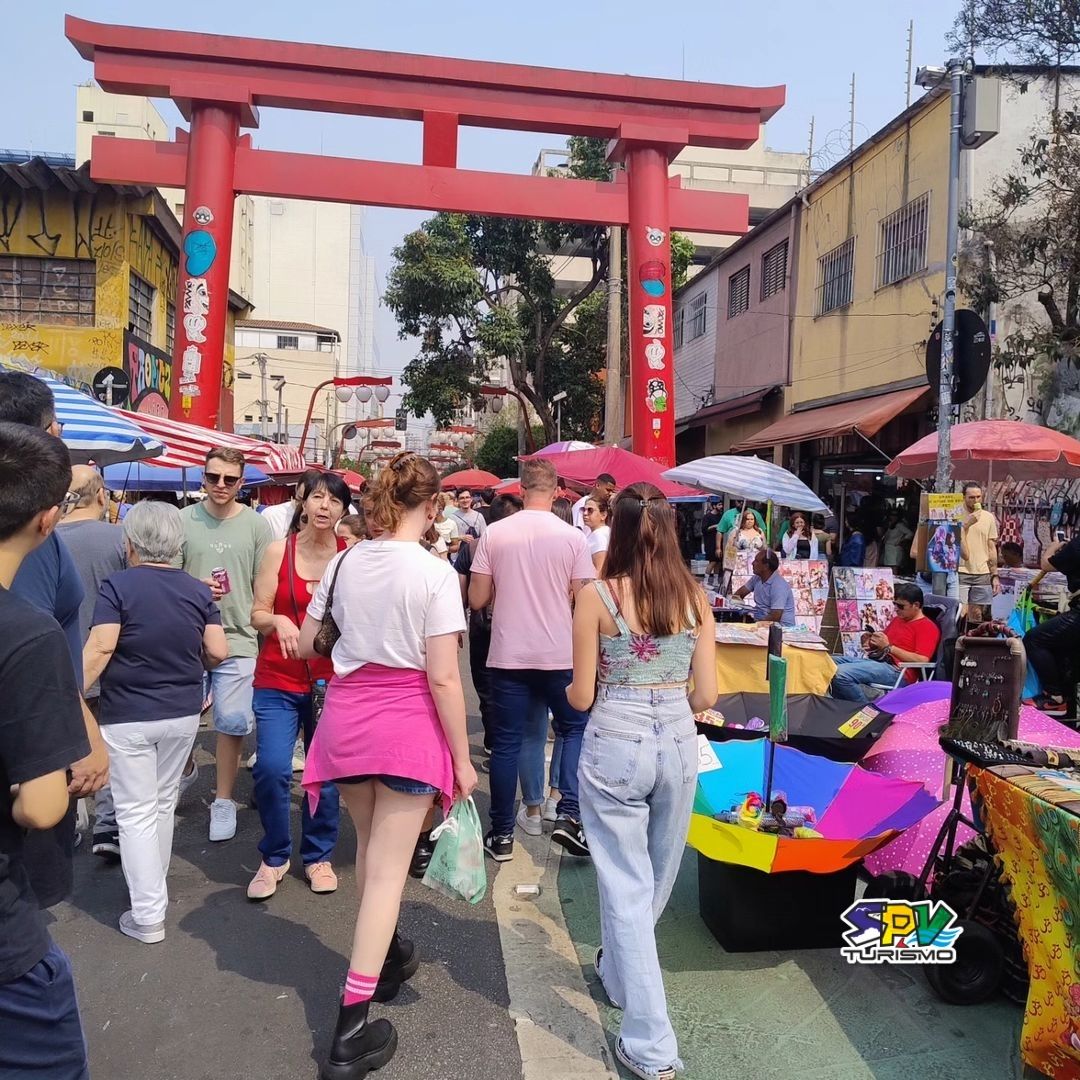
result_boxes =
[973,764,1080,1079]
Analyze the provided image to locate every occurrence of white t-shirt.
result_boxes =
[587,524,610,558]
[260,501,296,542]
[308,540,466,676]
[433,517,460,546]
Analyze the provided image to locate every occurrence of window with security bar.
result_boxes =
[277,335,299,350]
[166,301,176,355]
[688,293,707,339]
[128,271,155,340]
[727,266,750,318]
[760,240,788,301]
[816,237,855,316]
[673,306,685,349]
[877,192,930,288]
[0,256,96,326]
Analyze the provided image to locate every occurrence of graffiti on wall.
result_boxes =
[123,330,172,415]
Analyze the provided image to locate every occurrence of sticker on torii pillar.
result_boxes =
[192,206,214,226]
[183,278,210,343]
[643,305,666,336]
[645,227,665,247]
[181,345,202,383]
[184,230,217,276]
[640,259,667,297]
[646,378,668,414]
[645,338,666,370]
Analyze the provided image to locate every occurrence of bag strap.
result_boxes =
[286,535,317,688]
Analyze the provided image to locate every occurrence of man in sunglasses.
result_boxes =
[831,582,940,704]
[178,447,272,841]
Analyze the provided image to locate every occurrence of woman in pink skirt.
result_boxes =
[299,451,476,1080]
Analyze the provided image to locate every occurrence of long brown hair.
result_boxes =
[367,451,439,534]
[602,482,704,635]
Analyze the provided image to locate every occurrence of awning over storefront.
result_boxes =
[730,386,927,453]
[675,385,779,433]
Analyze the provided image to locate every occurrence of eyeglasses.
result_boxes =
[894,602,911,612]
[59,491,81,513]
[205,471,243,487]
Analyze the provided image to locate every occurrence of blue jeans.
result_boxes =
[831,655,899,703]
[578,685,697,1074]
[253,688,339,867]
[0,941,88,1079]
[518,696,551,807]
[488,668,588,836]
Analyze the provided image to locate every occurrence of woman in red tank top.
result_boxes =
[247,472,352,901]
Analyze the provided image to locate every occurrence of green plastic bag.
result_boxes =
[421,797,487,905]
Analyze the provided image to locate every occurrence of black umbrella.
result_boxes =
[696,693,894,763]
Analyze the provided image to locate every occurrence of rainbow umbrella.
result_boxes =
[689,738,939,874]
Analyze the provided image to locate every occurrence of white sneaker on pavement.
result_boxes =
[542,797,559,823]
[178,760,199,799]
[292,740,306,773]
[516,804,543,837]
[209,798,237,841]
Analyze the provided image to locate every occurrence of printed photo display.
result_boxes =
[732,555,828,632]
[833,567,897,658]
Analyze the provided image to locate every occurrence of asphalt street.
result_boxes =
[50,671,521,1080]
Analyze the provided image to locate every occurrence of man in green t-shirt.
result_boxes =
[180,447,271,842]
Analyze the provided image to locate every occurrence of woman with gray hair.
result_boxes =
[83,501,229,944]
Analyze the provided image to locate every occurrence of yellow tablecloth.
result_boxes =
[715,643,837,696]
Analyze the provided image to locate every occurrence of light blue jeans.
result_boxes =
[578,685,697,1075]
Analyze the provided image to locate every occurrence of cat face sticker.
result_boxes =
[645,227,665,247]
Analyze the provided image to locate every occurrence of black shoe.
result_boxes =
[373,931,419,1002]
[92,830,121,862]
[552,818,590,858]
[484,831,514,863]
[409,831,434,880]
[322,1000,397,1080]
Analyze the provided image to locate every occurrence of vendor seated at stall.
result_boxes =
[1022,534,1080,717]
[732,549,796,626]
[831,583,940,703]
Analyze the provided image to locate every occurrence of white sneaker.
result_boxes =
[119,910,165,944]
[291,741,306,773]
[245,752,257,769]
[542,797,559,823]
[209,798,237,841]
[516,804,543,837]
[178,760,199,799]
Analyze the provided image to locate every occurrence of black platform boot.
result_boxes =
[321,999,397,1080]
[373,930,420,1002]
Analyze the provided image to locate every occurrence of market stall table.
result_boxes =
[714,624,836,695]
[972,763,1080,1080]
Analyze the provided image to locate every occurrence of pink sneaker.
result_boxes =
[246,861,289,901]
[305,861,338,894]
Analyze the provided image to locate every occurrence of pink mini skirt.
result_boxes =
[302,663,453,813]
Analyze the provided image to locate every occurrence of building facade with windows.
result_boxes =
[0,156,245,422]
[673,200,798,459]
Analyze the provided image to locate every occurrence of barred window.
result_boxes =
[277,335,299,350]
[877,192,930,288]
[0,256,96,325]
[128,271,155,339]
[760,240,788,301]
[673,306,685,349]
[166,300,176,355]
[688,293,707,340]
[727,266,750,319]
[816,237,855,316]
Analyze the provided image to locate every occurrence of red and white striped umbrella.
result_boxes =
[115,409,306,471]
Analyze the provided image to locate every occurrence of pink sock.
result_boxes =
[343,970,379,1006]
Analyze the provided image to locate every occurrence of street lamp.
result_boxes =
[552,389,567,442]
[299,375,393,462]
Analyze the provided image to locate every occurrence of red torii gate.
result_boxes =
[68,15,784,466]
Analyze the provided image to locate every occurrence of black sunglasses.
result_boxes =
[205,471,242,487]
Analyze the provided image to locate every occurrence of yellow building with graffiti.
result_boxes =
[0,156,240,420]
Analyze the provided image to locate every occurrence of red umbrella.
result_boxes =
[887,420,1080,481]
[495,477,575,500]
[519,446,700,498]
[440,468,501,491]
[331,468,366,494]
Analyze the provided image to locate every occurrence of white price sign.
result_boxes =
[697,735,723,774]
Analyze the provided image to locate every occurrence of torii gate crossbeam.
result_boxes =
[68,15,785,466]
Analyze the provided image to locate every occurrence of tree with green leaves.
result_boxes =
[384,137,693,445]
[953,2,1080,431]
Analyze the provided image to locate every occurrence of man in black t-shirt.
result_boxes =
[0,422,91,1078]
[1023,536,1080,717]
[701,498,722,573]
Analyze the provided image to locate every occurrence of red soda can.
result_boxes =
[210,566,231,596]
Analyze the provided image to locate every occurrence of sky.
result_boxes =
[6,0,963,396]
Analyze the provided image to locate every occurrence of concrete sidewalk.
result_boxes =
[559,849,1029,1080]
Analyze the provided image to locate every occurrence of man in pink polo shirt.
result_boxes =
[469,458,595,863]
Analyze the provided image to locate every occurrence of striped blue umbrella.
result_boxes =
[663,455,827,511]
[0,365,164,465]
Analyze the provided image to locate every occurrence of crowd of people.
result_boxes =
[0,370,716,1080]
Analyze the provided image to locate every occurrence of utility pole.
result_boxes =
[983,240,996,420]
[849,73,856,154]
[272,376,286,443]
[936,58,966,493]
[905,21,914,107]
[254,352,270,439]
[603,225,624,443]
